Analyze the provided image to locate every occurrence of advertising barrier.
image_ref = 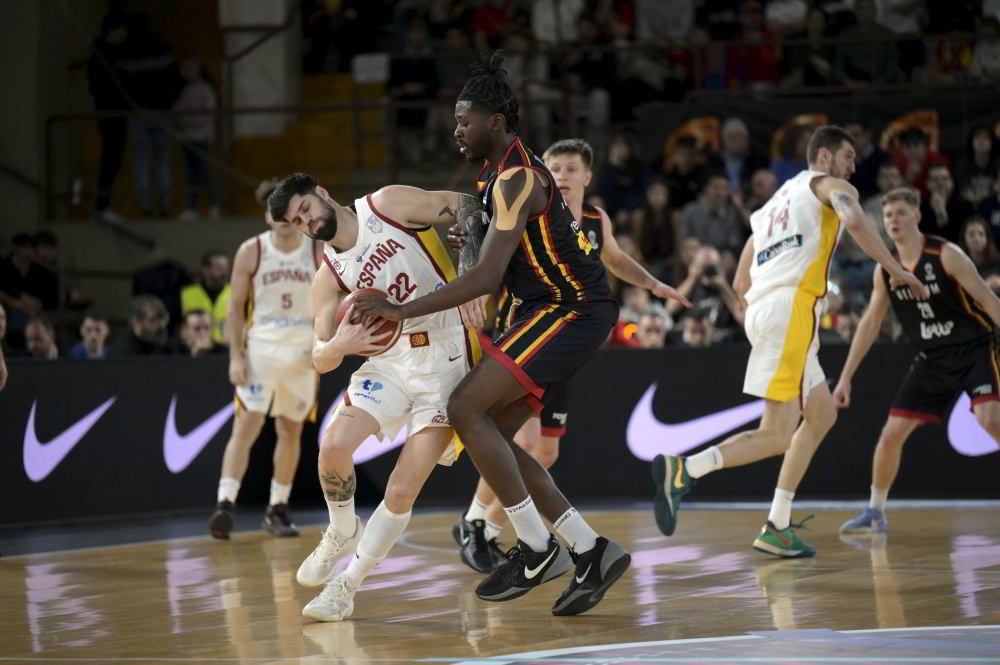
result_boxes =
[2,344,997,526]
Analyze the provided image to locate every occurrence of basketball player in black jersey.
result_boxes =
[357,54,677,615]
[833,188,1000,533]
[450,138,690,573]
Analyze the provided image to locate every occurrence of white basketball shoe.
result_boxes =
[302,575,357,622]
[296,517,364,587]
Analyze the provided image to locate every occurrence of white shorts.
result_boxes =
[236,343,317,421]
[344,327,474,465]
[743,287,825,404]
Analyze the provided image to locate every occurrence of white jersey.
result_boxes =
[247,231,317,350]
[323,194,463,360]
[745,169,843,305]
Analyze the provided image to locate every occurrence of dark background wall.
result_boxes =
[2,344,997,526]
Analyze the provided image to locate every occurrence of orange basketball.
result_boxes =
[334,288,402,356]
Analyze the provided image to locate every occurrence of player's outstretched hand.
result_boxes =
[652,282,693,308]
[447,224,468,252]
[891,271,930,300]
[832,379,851,408]
[228,355,248,387]
[458,294,489,330]
[333,305,387,356]
[355,293,405,323]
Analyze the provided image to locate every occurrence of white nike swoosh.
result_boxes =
[23,397,117,482]
[524,547,558,579]
[461,536,470,546]
[575,563,592,584]
[626,383,765,461]
[318,391,409,463]
[163,397,234,473]
[948,393,1000,457]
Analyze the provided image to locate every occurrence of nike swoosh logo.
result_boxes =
[462,536,470,546]
[448,355,462,362]
[673,460,686,489]
[23,397,117,482]
[163,397,234,473]
[575,563,592,584]
[524,547,558,580]
[627,383,765,461]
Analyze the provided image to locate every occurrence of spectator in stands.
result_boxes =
[87,6,130,225]
[766,0,808,35]
[122,14,180,218]
[681,307,716,348]
[25,316,58,360]
[472,0,515,51]
[661,136,706,211]
[970,17,1000,81]
[635,178,677,279]
[845,119,890,200]
[770,124,811,186]
[920,165,976,242]
[174,309,224,357]
[956,125,999,206]
[430,28,475,159]
[680,172,746,268]
[28,232,62,312]
[112,295,171,356]
[636,0,694,44]
[531,0,583,45]
[894,127,950,196]
[978,166,1000,244]
[862,163,905,223]
[737,168,778,217]
[833,0,904,85]
[959,216,1000,290]
[708,117,768,198]
[596,134,647,227]
[636,310,670,349]
[388,21,439,165]
[0,303,7,390]
[619,285,669,324]
[175,58,219,220]
[181,250,231,346]
[0,233,44,349]
[781,7,835,88]
[876,0,925,80]
[668,244,745,332]
[697,1,741,40]
[425,0,473,41]
[69,313,110,360]
[834,310,859,344]
[564,18,614,153]
[726,1,782,90]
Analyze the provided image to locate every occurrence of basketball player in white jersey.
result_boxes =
[652,126,928,557]
[267,172,482,622]
[209,181,324,539]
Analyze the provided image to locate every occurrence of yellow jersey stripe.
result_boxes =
[499,305,558,352]
[514,310,578,364]
[520,235,560,300]
[537,214,584,297]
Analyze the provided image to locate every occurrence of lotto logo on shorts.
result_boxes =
[409,332,429,348]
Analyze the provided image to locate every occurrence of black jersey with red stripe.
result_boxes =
[477,138,611,306]
[882,234,993,353]
[580,202,604,257]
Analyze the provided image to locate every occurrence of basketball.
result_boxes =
[334,288,402,356]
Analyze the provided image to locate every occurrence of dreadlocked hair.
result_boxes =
[458,51,520,133]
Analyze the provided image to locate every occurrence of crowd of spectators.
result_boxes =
[588,117,1000,349]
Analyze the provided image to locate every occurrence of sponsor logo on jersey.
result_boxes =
[757,235,803,265]
[261,268,313,285]
[361,380,383,392]
[588,230,600,250]
[925,262,936,281]
[366,215,383,234]
[333,259,346,274]
[895,283,941,299]
[920,320,955,340]
[356,239,407,289]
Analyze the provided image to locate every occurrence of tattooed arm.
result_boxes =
[370,185,479,227]
[815,177,927,298]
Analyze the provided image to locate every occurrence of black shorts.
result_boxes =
[890,339,1000,424]
[533,381,570,437]
[482,300,617,411]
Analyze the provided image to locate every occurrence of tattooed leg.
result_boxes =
[317,404,380,534]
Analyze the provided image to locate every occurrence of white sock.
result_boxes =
[269,480,292,506]
[869,486,889,511]
[553,508,598,553]
[503,496,550,552]
[686,446,723,479]
[327,496,357,538]
[768,488,795,530]
[484,520,502,542]
[217,477,240,503]
[465,496,489,523]
[343,501,411,587]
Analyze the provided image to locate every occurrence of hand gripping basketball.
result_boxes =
[335,288,402,356]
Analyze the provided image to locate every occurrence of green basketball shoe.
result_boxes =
[752,516,816,558]
[652,454,695,536]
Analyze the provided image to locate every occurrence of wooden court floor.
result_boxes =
[1,508,998,663]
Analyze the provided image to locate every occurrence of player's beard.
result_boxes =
[311,199,339,242]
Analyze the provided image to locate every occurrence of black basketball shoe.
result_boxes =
[263,503,299,537]
[551,537,631,616]
[209,500,235,540]
[475,535,572,601]
[456,518,505,573]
